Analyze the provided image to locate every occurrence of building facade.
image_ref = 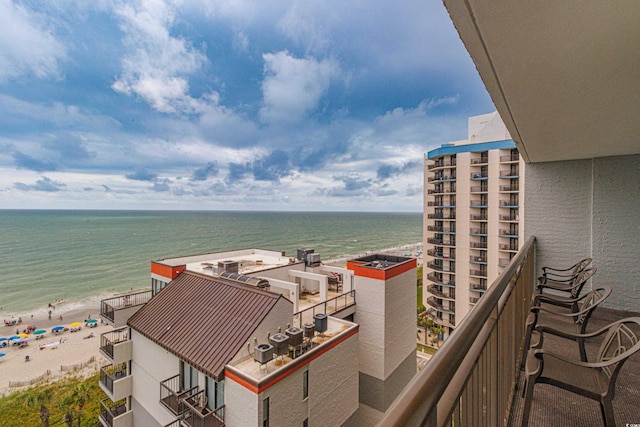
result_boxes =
[98,248,416,427]
[423,112,525,335]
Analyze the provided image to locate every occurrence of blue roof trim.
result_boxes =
[428,139,516,159]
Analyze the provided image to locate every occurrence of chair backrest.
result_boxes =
[575,285,611,327]
[569,267,597,298]
[571,257,593,275]
[597,318,640,386]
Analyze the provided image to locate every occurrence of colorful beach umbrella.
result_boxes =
[86,319,97,323]
[51,326,64,332]
[33,329,46,335]
[0,353,6,358]
[69,322,82,327]
[8,335,19,340]
[0,337,7,341]
[17,333,28,338]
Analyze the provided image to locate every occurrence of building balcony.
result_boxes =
[499,153,519,163]
[428,174,456,182]
[99,363,132,402]
[427,212,456,220]
[469,228,487,236]
[499,214,519,221]
[498,258,512,267]
[427,160,456,170]
[469,282,487,292]
[470,255,487,263]
[425,309,456,328]
[500,229,519,238]
[469,296,481,304]
[470,173,488,180]
[426,297,444,311]
[499,243,519,252]
[426,273,455,287]
[469,269,487,278]
[469,185,487,193]
[427,225,443,232]
[99,398,131,427]
[160,374,198,416]
[500,184,519,192]
[470,213,487,221]
[100,290,152,328]
[470,157,489,165]
[99,327,131,365]
[426,285,455,301]
[470,200,488,208]
[470,241,487,249]
[499,170,519,178]
[182,389,225,427]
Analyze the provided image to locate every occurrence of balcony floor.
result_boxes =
[508,307,640,426]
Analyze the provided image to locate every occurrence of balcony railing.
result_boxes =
[470,214,487,221]
[469,269,487,277]
[470,157,488,165]
[425,309,456,328]
[499,214,519,221]
[470,200,488,207]
[428,174,456,182]
[500,153,519,162]
[379,236,535,427]
[499,170,519,178]
[500,184,519,191]
[428,213,456,220]
[470,241,487,249]
[100,327,131,364]
[294,290,356,327]
[469,186,487,193]
[99,398,129,427]
[426,273,455,287]
[182,389,225,427]
[470,255,487,263]
[428,160,456,170]
[100,290,152,326]
[100,363,130,400]
[470,173,488,179]
[160,374,198,416]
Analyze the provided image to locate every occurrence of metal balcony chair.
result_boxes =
[534,267,597,312]
[520,286,611,370]
[540,257,592,281]
[521,317,640,427]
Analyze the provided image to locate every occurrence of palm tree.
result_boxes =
[39,405,50,427]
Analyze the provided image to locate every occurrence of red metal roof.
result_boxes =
[128,270,286,380]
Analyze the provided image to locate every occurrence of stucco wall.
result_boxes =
[524,155,640,311]
[131,329,180,426]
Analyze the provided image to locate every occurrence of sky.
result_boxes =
[0,0,494,212]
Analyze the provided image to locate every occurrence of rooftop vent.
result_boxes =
[254,343,274,365]
[313,313,328,333]
[297,248,314,263]
[219,271,270,289]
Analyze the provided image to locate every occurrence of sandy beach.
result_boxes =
[0,302,113,396]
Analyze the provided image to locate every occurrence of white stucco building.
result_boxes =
[98,248,416,427]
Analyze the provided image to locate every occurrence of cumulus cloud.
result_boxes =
[191,162,219,181]
[14,176,66,192]
[0,1,65,82]
[125,167,157,181]
[111,0,209,114]
[376,160,421,180]
[151,178,171,192]
[260,51,337,124]
[13,151,57,172]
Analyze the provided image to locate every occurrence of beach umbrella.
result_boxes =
[8,335,19,340]
[51,326,64,332]
[69,322,82,327]
[86,319,97,323]
[17,333,28,338]
[0,353,6,358]
[33,329,46,335]
[0,337,7,341]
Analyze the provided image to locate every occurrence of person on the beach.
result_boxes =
[59,315,63,321]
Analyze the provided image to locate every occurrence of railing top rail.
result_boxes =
[379,236,535,427]
[294,289,355,316]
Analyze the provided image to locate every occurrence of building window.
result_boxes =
[263,397,269,427]
[303,419,308,427]
[303,370,309,400]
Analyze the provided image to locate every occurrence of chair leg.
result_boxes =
[520,322,534,370]
[578,337,587,362]
[521,374,536,427]
[600,398,616,427]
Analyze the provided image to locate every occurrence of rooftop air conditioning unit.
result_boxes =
[307,253,321,267]
[269,333,290,356]
[314,313,328,333]
[218,260,239,274]
[254,343,274,364]
[304,323,315,339]
[285,327,304,347]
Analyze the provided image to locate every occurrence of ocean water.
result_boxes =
[0,210,422,317]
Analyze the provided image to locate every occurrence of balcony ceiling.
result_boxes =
[444,1,640,163]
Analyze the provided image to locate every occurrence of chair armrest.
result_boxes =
[533,347,632,369]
